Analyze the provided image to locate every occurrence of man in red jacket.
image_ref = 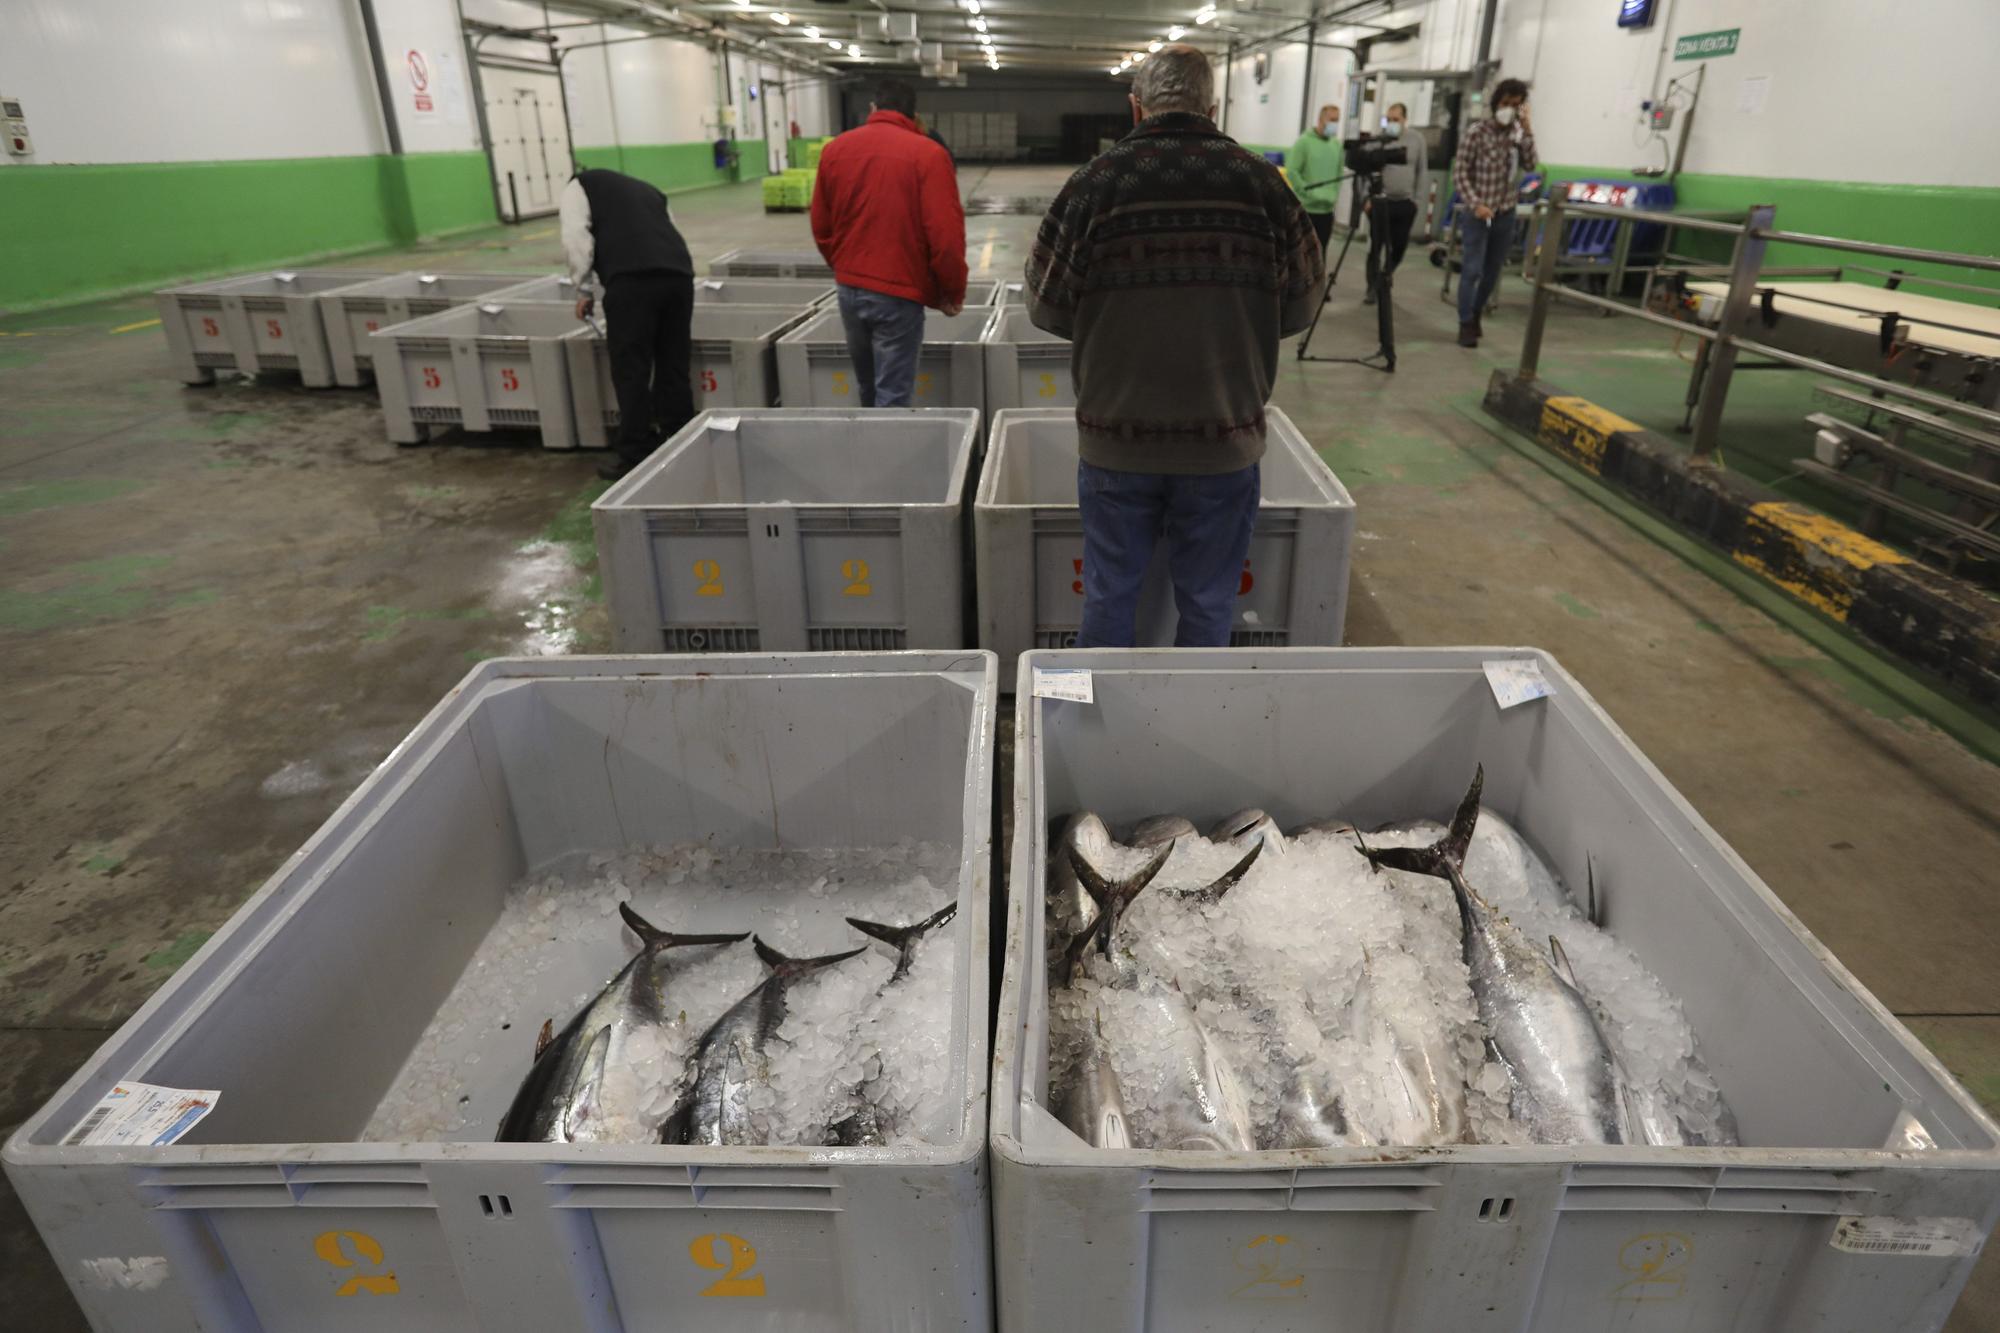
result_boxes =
[810,79,968,407]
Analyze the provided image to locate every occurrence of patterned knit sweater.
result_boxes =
[1024,112,1326,474]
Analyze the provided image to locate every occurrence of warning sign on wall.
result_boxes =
[408,48,435,114]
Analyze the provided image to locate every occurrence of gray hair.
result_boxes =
[1132,44,1214,116]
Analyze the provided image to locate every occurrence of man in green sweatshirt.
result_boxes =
[1289,104,1345,249]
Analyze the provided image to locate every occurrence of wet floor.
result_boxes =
[3,164,1998,1330]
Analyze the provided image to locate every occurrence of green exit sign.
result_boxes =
[1674,27,1739,59]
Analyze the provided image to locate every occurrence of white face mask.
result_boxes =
[1494,105,1517,126]
[1382,121,1403,138]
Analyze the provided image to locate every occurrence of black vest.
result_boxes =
[575,169,694,282]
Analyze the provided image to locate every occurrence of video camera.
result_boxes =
[1341,136,1409,177]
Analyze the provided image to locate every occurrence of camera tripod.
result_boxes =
[1294,170,1398,373]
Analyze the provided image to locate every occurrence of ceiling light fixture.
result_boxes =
[1167,25,1186,40]
[803,24,819,38]
[1195,6,1217,23]
[769,11,789,23]
[1147,39,1163,52]
[829,38,842,49]
[973,16,987,31]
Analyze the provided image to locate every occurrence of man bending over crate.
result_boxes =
[560,168,697,481]
[1023,45,1325,648]
[811,78,968,407]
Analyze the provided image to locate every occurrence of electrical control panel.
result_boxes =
[1649,104,1675,131]
[3,95,31,156]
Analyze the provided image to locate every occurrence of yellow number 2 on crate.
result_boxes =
[313,1230,399,1297]
[693,559,724,597]
[691,1232,766,1297]
[831,370,851,397]
[842,558,872,596]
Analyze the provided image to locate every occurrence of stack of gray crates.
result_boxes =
[693,276,837,306]
[777,306,998,413]
[565,304,814,448]
[708,248,835,279]
[5,652,997,1333]
[992,646,2000,1333]
[975,406,1353,686]
[982,306,1072,410]
[593,408,978,652]
[156,269,389,387]
[320,273,529,386]
[371,300,587,449]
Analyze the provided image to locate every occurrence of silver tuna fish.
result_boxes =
[665,936,866,1146]
[496,904,747,1143]
[825,902,961,1146]
[1056,1008,1133,1149]
[1360,767,1633,1146]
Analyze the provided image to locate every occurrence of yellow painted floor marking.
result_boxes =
[111,318,161,334]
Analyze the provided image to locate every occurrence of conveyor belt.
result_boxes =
[1684,280,2000,358]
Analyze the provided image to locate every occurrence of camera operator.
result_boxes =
[1361,103,1428,308]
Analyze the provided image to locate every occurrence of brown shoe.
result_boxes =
[1458,323,1479,348]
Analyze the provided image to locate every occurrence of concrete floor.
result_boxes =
[3,164,1998,1329]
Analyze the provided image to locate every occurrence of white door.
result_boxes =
[482,66,572,221]
[761,67,789,174]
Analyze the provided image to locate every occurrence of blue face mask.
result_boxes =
[1382,121,1403,138]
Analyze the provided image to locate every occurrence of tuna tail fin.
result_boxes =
[1357,765,1484,879]
[1186,841,1264,904]
[619,902,751,950]
[752,935,869,978]
[846,901,959,979]
[1066,838,1174,914]
[1548,934,1580,990]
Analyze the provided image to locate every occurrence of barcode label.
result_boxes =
[61,1080,220,1148]
[1830,1216,1982,1258]
[62,1105,113,1146]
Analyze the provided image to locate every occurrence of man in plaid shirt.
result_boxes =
[1455,78,1535,348]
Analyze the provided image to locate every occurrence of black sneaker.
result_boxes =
[1473,314,1485,338]
[1457,323,1479,348]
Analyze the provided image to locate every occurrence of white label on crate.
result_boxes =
[1483,658,1553,710]
[63,1080,219,1147]
[708,415,740,433]
[1829,1216,1982,1258]
[78,1257,170,1291]
[1033,668,1094,704]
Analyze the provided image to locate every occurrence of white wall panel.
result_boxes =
[1498,0,2000,187]
[372,0,484,153]
[0,0,383,165]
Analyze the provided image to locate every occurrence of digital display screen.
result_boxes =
[2,101,22,118]
[1618,0,1657,27]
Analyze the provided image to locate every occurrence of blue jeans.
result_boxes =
[1458,209,1515,325]
[1076,461,1261,649]
[835,284,927,406]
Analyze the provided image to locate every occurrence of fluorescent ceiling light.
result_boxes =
[1167,26,1186,40]
[1147,39,1163,52]
[770,11,789,23]
[973,16,987,31]
[1195,6,1217,23]
[829,38,842,49]
[803,25,819,38]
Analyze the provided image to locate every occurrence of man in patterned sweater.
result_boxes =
[1024,44,1325,649]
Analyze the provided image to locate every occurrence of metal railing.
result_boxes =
[1514,195,2000,566]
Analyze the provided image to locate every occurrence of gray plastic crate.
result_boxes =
[776,305,998,412]
[992,646,2000,1333]
[593,408,977,652]
[974,407,1354,689]
[982,305,1072,411]
[156,269,390,387]
[707,248,835,279]
[6,652,997,1333]
[321,273,531,386]
[371,301,587,449]
[483,274,584,305]
[564,305,815,449]
[990,279,1024,306]
[694,276,838,307]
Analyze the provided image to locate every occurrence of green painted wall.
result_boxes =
[1541,166,2000,292]
[574,139,770,195]
[0,151,495,314]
